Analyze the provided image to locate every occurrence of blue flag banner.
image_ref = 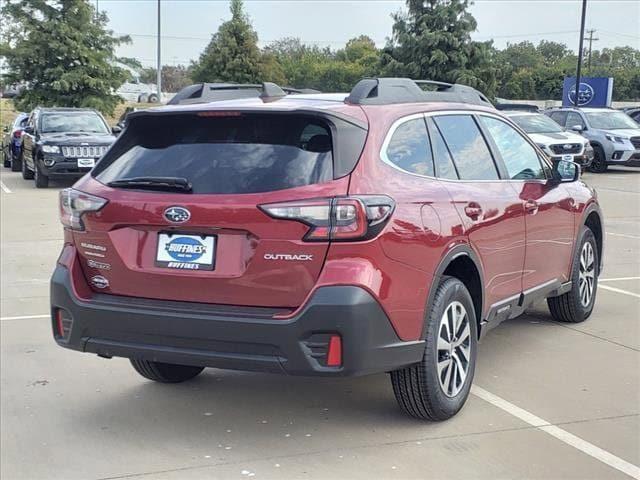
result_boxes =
[562,77,614,108]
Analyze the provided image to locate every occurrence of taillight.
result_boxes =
[260,196,394,241]
[59,188,108,231]
[13,130,22,138]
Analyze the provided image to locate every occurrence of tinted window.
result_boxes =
[95,114,333,194]
[566,112,585,129]
[549,111,568,127]
[509,114,563,134]
[481,116,545,180]
[426,118,458,180]
[41,112,109,134]
[384,118,433,176]
[434,115,498,180]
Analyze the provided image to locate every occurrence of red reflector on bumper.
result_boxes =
[326,335,342,367]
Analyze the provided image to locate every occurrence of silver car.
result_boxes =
[545,107,640,172]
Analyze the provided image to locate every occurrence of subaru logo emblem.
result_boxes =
[563,144,572,150]
[164,206,191,223]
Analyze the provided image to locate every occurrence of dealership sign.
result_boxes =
[562,77,614,107]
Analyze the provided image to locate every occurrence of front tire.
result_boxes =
[34,161,49,188]
[547,226,598,323]
[3,148,10,168]
[590,145,608,173]
[130,359,204,383]
[21,156,34,179]
[391,277,477,421]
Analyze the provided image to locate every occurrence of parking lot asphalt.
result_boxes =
[1,168,638,480]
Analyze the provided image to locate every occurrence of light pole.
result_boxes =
[156,0,162,100]
[574,0,588,107]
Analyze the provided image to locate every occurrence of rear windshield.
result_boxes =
[95,113,334,194]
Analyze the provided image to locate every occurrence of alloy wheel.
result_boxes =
[437,301,471,397]
[578,241,595,307]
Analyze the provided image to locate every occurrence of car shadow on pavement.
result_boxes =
[67,369,432,451]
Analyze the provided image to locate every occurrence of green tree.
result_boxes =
[381,0,495,96]
[190,0,263,83]
[0,0,128,115]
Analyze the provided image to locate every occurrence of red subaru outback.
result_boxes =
[51,79,603,420]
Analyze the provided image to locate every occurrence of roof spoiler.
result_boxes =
[345,78,493,108]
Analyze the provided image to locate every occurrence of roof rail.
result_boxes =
[167,82,321,105]
[345,78,493,107]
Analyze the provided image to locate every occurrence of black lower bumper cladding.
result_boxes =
[50,265,424,377]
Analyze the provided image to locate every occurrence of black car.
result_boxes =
[21,107,116,188]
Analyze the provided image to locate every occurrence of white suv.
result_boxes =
[505,111,593,168]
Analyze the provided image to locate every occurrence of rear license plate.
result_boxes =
[562,154,573,162]
[77,158,96,168]
[155,233,215,271]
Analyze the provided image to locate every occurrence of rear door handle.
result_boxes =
[464,203,483,220]
[524,199,539,214]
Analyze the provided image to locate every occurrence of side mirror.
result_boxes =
[551,160,580,184]
[111,125,123,135]
[569,124,585,133]
[23,126,34,135]
[2,125,9,133]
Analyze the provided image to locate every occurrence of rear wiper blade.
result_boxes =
[107,176,193,192]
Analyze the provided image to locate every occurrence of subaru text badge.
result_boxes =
[164,206,191,223]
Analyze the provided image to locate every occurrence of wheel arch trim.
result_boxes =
[423,243,486,340]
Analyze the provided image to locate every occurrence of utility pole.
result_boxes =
[584,29,599,73]
[156,0,162,100]
[95,0,99,21]
[574,0,588,107]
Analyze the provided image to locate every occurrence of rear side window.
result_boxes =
[95,114,334,194]
[384,118,434,176]
[433,115,499,180]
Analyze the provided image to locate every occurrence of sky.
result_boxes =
[97,0,640,67]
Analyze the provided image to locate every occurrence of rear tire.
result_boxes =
[130,359,204,383]
[390,277,477,421]
[11,151,22,172]
[547,226,598,323]
[590,145,608,173]
[21,156,34,179]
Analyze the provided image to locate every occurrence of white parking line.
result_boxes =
[599,284,640,299]
[607,232,640,240]
[0,314,49,321]
[600,277,640,283]
[472,386,640,479]
[0,180,12,194]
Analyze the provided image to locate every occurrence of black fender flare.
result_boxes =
[422,243,486,340]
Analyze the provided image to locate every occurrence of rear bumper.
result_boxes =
[50,264,424,376]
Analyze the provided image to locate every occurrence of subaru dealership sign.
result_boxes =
[562,77,614,107]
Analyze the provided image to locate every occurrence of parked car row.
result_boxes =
[496,103,640,173]
[2,107,118,188]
